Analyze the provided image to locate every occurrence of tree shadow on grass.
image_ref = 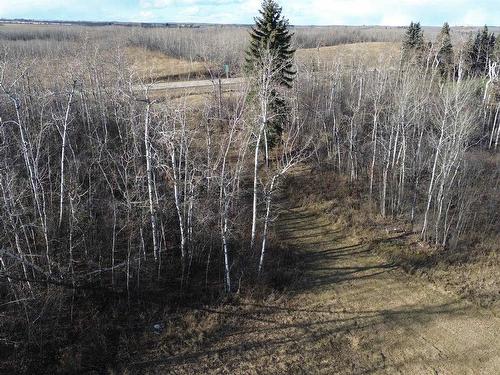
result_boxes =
[128,299,471,373]
[126,208,488,374]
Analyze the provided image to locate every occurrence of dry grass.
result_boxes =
[129,41,402,84]
[0,22,83,38]
[130,41,402,84]
[131,41,401,91]
[124,166,500,374]
[296,42,401,69]
[286,166,500,313]
[126,46,208,82]
[143,81,245,106]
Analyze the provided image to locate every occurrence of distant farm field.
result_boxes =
[296,41,401,69]
[131,41,402,85]
[3,22,492,84]
[126,46,207,81]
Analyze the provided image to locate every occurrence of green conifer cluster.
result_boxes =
[466,26,497,76]
[402,22,425,62]
[402,21,499,79]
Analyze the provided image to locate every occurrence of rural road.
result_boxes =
[132,176,500,374]
[132,77,245,93]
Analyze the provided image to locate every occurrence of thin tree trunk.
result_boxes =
[258,176,276,275]
[58,85,75,227]
[422,117,445,240]
[251,123,265,250]
[144,101,159,261]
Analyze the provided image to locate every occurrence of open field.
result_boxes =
[129,40,403,83]
[296,41,401,68]
[130,41,402,84]
[126,46,207,81]
[132,41,401,94]
[2,22,498,82]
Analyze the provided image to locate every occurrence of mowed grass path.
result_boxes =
[271,206,500,374]
[131,172,500,375]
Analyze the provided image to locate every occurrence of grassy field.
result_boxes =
[1,23,403,83]
[130,41,402,84]
[126,46,208,81]
[285,167,500,312]
[296,41,401,69]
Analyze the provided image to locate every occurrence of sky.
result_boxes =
[0,0,499,26]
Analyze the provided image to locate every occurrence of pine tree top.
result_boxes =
[494,37,500,61]
[402,21,425,62]
[464,24,496,76]
[441,22,450,35]
[245,0,296,88]
[438,22,453,50]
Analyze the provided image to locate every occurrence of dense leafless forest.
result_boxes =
[0,19,499,373]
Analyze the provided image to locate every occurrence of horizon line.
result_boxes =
[1,18,498,29]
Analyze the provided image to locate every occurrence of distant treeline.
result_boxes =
[0,19,248,28]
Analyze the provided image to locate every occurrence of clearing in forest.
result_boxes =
[127,47,207,81]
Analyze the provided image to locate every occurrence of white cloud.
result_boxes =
[0,0,498,26]
[0,0,104,19]
[461,9,487,26]
[0,0,75,14]
[181,5,200,16]
[380,11,412,26]
[137,10,156,21]
[139,0,174,9]
[280,0,489,26]
[139,0,244,9]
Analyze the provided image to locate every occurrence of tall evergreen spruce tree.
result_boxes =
[402,21,425,62]
[478,26,491,73]
[436,22,454,79]
[464,34,479,75]
[246,0,296,146]
[246,0,296,88]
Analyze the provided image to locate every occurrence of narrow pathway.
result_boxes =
[274,206,500,374]
[133,205,500,374]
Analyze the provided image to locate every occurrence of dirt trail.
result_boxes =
[133,204,500,374]
[272,206,500,374]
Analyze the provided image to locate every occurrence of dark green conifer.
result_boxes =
[245,0,296,147]
[436,22,454,79]
[494,36,500,62]
[489,33,497,62]
[478,26,491,73]
[245,0,296,88]
[466,26,496,76]
[402,21,425,62]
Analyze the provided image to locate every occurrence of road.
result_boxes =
[132,77,246,94]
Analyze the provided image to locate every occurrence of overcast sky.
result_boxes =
[0,0,499,26]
